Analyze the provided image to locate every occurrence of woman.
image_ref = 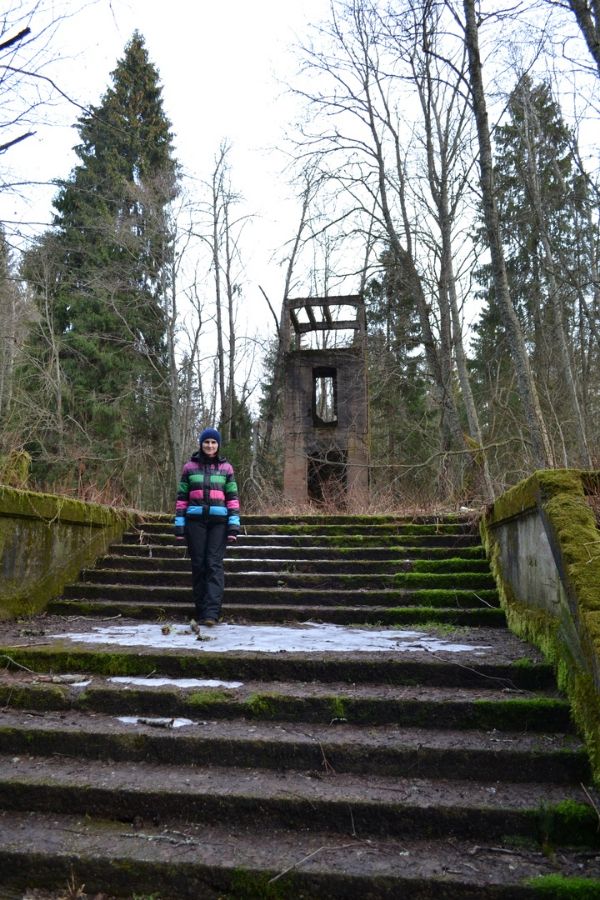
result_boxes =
[174,427,240,625]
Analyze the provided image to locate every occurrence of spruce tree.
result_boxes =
[366,249,435,501]
[22,33,179,505]
[471,77,593,469]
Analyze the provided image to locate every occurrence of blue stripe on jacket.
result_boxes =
[186,505,228,518]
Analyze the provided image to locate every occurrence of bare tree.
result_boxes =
[294,0,482,497]
[387,0,494,499]
[460,0,553,468]
[514,80,592,466]
[0,1,99,169]
[0,230,23,427]
[563,0,600,75]
[12,234,69,459]
[202,141,250,442]
[260,166,320,458]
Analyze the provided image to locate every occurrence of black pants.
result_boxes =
[185,519,227,620]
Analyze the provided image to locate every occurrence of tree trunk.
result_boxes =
[211,160,226,433]
[224,201,236,444]
[519,89,592,467]
[567,0,600,76]
[462,0,552,469]
[261,175,313,458]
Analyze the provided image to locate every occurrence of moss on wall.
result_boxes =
[0,485,135,619]
[0,450,31,488]
[481,469,600,781]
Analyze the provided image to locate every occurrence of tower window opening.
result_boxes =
[313,367,337,425]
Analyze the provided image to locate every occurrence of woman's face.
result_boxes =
[202,438,219,457]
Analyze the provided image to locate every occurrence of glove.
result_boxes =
[227,534,237,543]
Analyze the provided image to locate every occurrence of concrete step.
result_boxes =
[96,554,492,574]
[0,708,589,782]
[231,514,475,526]
[136,520,477,537]
[0,632,557,689]
[110,542,488,560]
[79,567,497,591]
[125,532,483,549]
[0,755,592,843]
[1,810,598,899]
[59,582,500,607]
[47,597,506,626]
[138,513,476,526]
[0,674,573,731]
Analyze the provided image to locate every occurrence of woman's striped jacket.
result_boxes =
[174,452,241,537]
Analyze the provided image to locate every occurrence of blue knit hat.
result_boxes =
[199,427,221,447]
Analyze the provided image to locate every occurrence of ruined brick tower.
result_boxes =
[282,294,369,507]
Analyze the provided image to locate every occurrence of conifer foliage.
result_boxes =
[22,33,179,506]
[471,77,596,471]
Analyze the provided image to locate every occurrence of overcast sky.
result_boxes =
[1,0,334,314]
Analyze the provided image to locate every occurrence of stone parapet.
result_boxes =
[481,469,600,781]
[0,485,135,619]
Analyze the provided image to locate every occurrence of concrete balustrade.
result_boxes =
[0,484,134,619]
[481,468,600,780]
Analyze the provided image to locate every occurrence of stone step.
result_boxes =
[137,520,476,536]
[110,542,488,561]
[250,523,475,536]
[0,755,593,844]
[224,513,475,525]
[47,597,507,626]
[125,532,482,549]
[0,674,572,731]
[2,810,597,899]
[140,513,475,526]
[96,554,492,574]
[79,567,497,591]
[0,635,556,689]
[0,708,588,782]
[59,582,500,607]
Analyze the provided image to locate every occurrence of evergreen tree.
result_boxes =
[219,388,254,504]
[366,248,436,502]
[22,33,179,506]
[255,337,285,500]
[471,77,594,469]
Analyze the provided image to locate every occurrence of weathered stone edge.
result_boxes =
[0,484,137,618]
[481,469,600,782]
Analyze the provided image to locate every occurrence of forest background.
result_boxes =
[0,0,598,513]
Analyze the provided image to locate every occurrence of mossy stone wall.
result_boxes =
[0,485,135,619]
[481,469,600,780]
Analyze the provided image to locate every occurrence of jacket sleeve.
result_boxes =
[224,464,241,536]
[174,465,190,537]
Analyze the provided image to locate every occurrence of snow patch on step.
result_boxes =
[109,676,243,689]
[117,716,195,728]
[54,622,490,655]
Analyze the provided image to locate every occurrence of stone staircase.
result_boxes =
[0,514,598,898]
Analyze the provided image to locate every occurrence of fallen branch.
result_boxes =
[471,592,494,609]
[268,842,357,884]
[1,641,53,648]
[580,782,600,829]
[319,742,336,775]
[0,655,40,674]
[120,830,199,847]
[469,845,543,858]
